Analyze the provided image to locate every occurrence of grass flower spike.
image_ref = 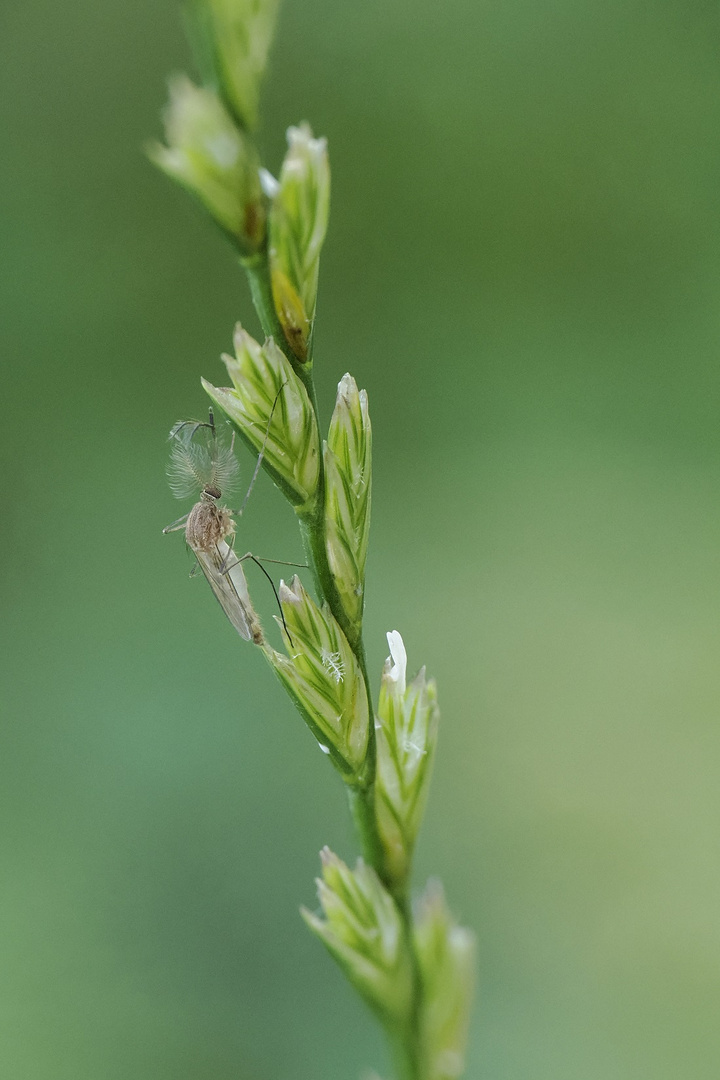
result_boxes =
[302,848,414,1029]
[264,576,370,778]
[202,324,320,511]
[268,124,330,363]
[324,373,372,639]
[148,75,264,252]
[375,631,439,890]
[154,3,475,1077]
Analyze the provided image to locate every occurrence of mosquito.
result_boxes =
[163,406,295,646]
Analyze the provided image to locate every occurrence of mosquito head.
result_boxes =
[202,484,222,501]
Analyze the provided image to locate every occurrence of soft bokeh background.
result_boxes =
[2,1,720,1077]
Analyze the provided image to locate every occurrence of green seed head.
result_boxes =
[302,847,414,1026]
[148,75,264,252]
[264,577,370,777]
[202,325,320,510]
[414,882,476,1080]
[324,374,372,637]
[268,124,330,363]
[192,0,280,131]
[375,631,440,888]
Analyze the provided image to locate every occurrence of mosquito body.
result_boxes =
[184,484,232,551]
[163,411,265,645]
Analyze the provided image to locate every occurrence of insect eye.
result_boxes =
[205,485,222,499]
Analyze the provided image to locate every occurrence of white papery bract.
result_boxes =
[148,76,264,252]
[375,631,439,889]
[302,848,413,1027]
[268,124,330,362]
[264,577,370,777]
[324,374,372,637]
[202,324,320,510]
[414,882,476,1080]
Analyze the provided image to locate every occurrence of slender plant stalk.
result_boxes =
[151,3,475,1079]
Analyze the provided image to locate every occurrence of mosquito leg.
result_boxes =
[237,551,294,645]
[245,555,308,569]
[168,416,213,442]
[163,512,190,533]
[237,381,288,517]
[218,544,237,575]
[207,407,219,467]
[220,548,307,568]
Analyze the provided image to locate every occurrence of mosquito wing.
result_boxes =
[194,541,264,645]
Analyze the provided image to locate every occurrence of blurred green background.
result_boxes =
[2,0,720,1077]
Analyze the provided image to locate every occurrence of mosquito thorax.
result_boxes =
[186,496,234,552]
